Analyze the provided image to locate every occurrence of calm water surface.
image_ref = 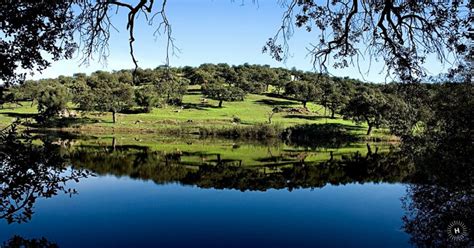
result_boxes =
[0,136,471,247]
[1,178,408,247]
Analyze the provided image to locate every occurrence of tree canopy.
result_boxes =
[285,80,321,109]
[1,1,471,84]
[0,1,76,84]
[202,82,246,108]
[36,81,70,122]
[342,86,389,135]
[74,72,134,123]
[264,1,472,82]
[6,62,471,140]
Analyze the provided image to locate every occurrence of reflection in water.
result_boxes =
[2,235,58,248]
[402,184,473,247]
[68,144,413,191]
[0,128,91,224]
[0,130,472,247]
[400,138,474,247]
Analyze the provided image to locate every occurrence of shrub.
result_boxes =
[232,116,241,124]
[283,123,357,148]
[36,81,70,122]
[135,85,160,112]
[199,123,283,139]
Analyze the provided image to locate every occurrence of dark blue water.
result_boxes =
[0,175,410,247]
[3,137,472,247]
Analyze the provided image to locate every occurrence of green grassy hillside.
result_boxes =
[0,86,393,140]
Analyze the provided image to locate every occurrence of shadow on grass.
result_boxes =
[263,92,289,99]
[120,108,150,114]
[186,88,203,95]
[0,112,37,119]
[283,114,326,121]
[255,98,295,107]
[182,103,221,110]
[26,117,99,128]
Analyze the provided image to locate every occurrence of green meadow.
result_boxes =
[0,85,394,140]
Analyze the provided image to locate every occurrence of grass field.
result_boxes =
[0,86,394,140]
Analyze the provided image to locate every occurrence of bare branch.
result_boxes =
[75,0,176,76]
[265,0,471,82]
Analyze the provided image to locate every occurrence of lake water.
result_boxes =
[0,135,472,247]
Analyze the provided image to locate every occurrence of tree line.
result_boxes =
[1,63,471,139]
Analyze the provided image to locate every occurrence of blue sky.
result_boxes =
[30,0,449,83]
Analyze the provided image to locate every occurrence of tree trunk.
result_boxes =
[218,100,223,108]
[112,111,116,123]
[367,124,373,135]
[366,143,372,157]
[217,154,221,165]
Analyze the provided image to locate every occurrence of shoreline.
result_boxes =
[13,122,400,143]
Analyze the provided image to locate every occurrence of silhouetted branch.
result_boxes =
[76,0,176,73]
[265,0,470,82]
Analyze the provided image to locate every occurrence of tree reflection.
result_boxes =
[0,125,91,223]
[402,185,473,247]
[67,142,414,191]
[67,138,473,246]
[1,235,58,248]
[401,139,474,247]
[2,127,473,246]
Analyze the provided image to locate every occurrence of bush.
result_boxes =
[36,81,70,122]
[135,85,159,112]
[232,116,241,124]
[199,123,283,139]
[283,124,357,148]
